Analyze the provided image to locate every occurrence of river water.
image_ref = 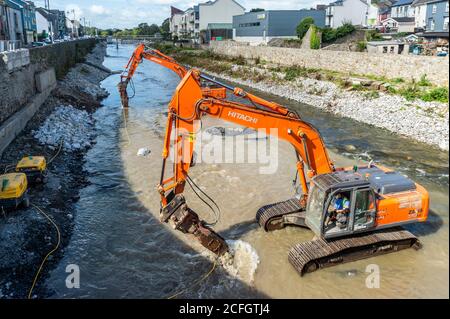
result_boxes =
[46,44,449,299]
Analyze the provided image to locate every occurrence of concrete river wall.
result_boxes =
[0,39,98,155]
[209,41,449,87]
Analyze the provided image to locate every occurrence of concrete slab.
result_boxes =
[35,68,56,93]
[0,81,57,156]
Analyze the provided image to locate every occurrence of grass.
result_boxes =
[418,74,432,87]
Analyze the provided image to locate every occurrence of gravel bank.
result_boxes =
[200,65,449,151]
[0,41,109,299]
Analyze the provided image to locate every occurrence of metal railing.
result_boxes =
[0,40,22,52]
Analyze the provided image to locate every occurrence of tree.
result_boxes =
[296,17,315,39]
[250,8,265,12]
[161,18,170,33]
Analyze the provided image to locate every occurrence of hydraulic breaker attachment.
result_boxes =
[161,194,229,256]
[118,81,129,108]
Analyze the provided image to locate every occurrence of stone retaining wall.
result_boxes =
[0,39,98,126]
[209,41,449,87]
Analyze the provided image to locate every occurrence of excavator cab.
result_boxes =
[306,183,377,240]
[305,165,423,240]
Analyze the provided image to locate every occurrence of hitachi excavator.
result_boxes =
[119,44,429,276]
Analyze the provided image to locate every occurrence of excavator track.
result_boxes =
[288,227,421,276]
[256,198,306,231]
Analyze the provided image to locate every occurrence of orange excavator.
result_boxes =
[119,44,429,275]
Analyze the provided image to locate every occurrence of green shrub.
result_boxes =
[418,74,432,87]
[320,22,355,43]
[296,17,315,39]
[310,26,321,50]
[357,41,367,51]
[284,66,308,81]
[392,77,405,83]
[421,87,449,103]
[399,82,420,101]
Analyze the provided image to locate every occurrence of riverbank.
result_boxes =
[166,47,449,151]
[0,42,109,299]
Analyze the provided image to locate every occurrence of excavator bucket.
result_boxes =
[160,194,229,256]
[118,81,129,108]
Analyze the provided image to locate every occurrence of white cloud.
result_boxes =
[90,5,111,15]
[65,4,83,19]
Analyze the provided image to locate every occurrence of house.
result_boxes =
[325,0,373,28]
[424,0,449,33]
[197,0,245,31]
[412,0,430,30]
[233,9,326,45]
[375,0,395,25]
[169,6,184,39]
[1,0,8,41]
[35,7,54,40]
[390,0,415,18]
[49,9,66,39]
[367,40,410,54]
[381,16,416,32]
[66,18,81,38]
[7,0,36,44]
[170,0,245,42]
[367,0,379,27]
[4,0,24,43]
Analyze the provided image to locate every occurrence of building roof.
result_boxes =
[170,6,184,17]
[411,0,432,6]
[5,0,21,10]
[417,31,450,38]
[391,0,414,7]
[383,16,415,23]
[207,23,232,29]
[367,40,405,45]
[199,0,245,11]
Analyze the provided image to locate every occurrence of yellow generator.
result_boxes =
[0,173,30,210]
[15,156,48,184]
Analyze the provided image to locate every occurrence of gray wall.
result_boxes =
[426,0,449,32]
[0,39,97,125]
[233,9,325,37]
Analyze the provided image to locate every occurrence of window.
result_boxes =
[432,4,437,13]
[390,46,395,53]
[238,22,261,27]
[430,18,435,30]
[446,2,449,13]
[324,191,352,235]
[383,46,388,53]
[353,190,376,231]
[444,17,449,31]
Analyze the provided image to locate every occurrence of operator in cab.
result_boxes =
[325,193,351,230]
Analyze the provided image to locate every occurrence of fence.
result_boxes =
[0,40,22,52]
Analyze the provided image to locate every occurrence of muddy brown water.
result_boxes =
[46,45,448,298]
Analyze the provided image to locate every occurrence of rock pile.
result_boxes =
[33,105,95,151]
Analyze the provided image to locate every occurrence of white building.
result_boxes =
[170,0,244,41]
[197,0,245,31]
[35,9,50,38]
[325,0,372,28]
[412,0,429,29]
[390,0,415,18]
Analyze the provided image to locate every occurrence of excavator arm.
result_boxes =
[118,43,188,108]
[158,69,334,256]
[119,44,294,116]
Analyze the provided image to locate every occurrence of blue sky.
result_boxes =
[32,0,323,29]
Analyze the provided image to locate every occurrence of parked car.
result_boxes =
[31,42,47,47]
